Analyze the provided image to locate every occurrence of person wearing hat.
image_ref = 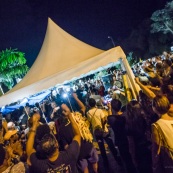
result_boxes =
[4,129,18,141]
[5,114,13,123]
[4,130,24,158]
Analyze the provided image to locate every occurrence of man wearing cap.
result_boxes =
[4,129,18,142]
[4,130,23,158]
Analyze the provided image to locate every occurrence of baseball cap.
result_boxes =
[4,130,17,140]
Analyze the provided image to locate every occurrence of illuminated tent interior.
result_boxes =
[0,18,139,108]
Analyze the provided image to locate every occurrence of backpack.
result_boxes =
[153,122,173,160]
[152,122,173,173]
[87,109,109,138]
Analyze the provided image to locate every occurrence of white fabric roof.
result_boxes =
[0,18,126,107]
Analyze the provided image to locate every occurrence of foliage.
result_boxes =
[0,48,29,89]
[151,1,173,35]
[127,52,137,66]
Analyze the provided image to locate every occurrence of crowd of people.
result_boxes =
[0,51,173,173]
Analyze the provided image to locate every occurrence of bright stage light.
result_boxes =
[63,93,68,98]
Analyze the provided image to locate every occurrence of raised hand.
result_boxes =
[61,104,71,117]
[134,77,140,84]
[72,92,78,99]
[32,113,40,127]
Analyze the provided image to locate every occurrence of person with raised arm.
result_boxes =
[27,108,81,173]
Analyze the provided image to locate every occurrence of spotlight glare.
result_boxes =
[63,93,68,98]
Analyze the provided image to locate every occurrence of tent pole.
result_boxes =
[119,58,132,102]
[122,57,140,99]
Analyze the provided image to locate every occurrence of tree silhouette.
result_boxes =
[151,1,173,35]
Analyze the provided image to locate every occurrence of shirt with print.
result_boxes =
[2,162,25,173]
[30,140,80,173]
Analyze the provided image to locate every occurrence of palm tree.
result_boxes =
[0,48,29,93]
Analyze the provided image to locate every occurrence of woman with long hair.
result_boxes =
[126,100,152,173]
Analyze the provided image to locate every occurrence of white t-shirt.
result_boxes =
[156,119,173,149]
[87,108,108,132]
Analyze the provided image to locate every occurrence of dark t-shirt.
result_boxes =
[108,113,128,146]
[30,140,80,173]
[59,121,93,160]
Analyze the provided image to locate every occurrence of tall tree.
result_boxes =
[151,1,173,34]
[0,48,29,91]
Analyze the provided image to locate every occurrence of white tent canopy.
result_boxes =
[0,18,131,107]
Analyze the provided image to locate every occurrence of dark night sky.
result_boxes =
[0,0,166,67]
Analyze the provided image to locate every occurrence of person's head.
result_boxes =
[139,90,146,104]
[61,103,71,116]
[90,90,96,95]
[152,95,170,115]
[21,124,27,130]
[156,56,161,61]
[113,76,116,81]
[111,99,122,112]
[163,59,172,68]
[88,98,96,108]
[32,107,40,114]
[126,100,142,119]
[161,84,173,104]
[126,100,149,135]
[35,124,51,148]
[4,129,18,142]
[149,77,162,87]
[39,133,58,158]
[139,91,158,119]
[35,102,40,108]
[7,122,15,130]
[25,103,30,107]
[5,114,11,122]
[51,101,57,109]
[148,63,154,69]
[163,51,168,57]
[19,106,24,112]
[28,113,40,128]
[155,62,162,70]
